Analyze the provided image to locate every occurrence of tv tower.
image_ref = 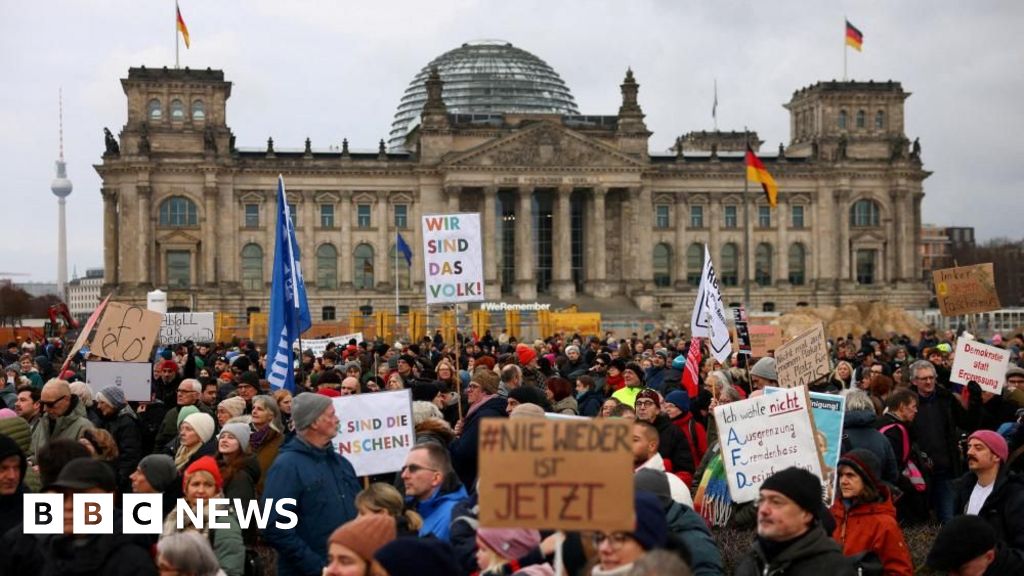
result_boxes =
[50,89,73,299]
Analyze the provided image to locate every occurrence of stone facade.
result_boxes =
[95,66,931,320]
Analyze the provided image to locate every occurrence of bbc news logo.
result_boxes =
[23,494,298,534]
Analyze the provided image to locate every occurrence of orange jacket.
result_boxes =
[830,493,913,576]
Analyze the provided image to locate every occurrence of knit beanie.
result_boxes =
[411,382,441,402]
[516,343,537,366]
[374,538,460,575]
[477,528,541,561]
[664,390,690,413]
[624,362,645,385]
[564,345,580,356]
[837,449,882,494]
[292,392,332,430]
[0,433,26,480]
[632,491,669,550]
[96,386,127,410]
[509,403,546,419]
[176,405,199,428]
[969,429,1009,462]
[158,359,178,372]
[218,396,246,419]
[182,412,215,443]
[0,408,15,419]
[509,386,549,410]
[760,467,822,514]
[138,454,178,492]
[926,515,997,571]
[635,388,660,408]
[672,355,686,370]
[329,515,397,562]
[219,422,251,453]
[750,357,778,382]
[634,468,672,510]
[182,455,223,493]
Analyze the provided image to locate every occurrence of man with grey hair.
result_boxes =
[30,378,94,455]
[909,358,981,523]
[154,377,211,449]
[497,364,522,398]
[840,389,899,485]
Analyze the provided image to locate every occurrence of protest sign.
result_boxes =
[748,324,783,357]
[714,385,823,503]
[422,213,485,304]
[550,312,602,336]
[159,313,215,345]
[90,302,162,362]
[774,323,830,388]
[85,361,152,402]
[298,332,364,357]
[950,338,1010,394]
[734,307,751,355]
[933,263,1000,317]
[62,295,110,372]
[478,418,633,531]
[331,389,415,476]
[767,387,845,504]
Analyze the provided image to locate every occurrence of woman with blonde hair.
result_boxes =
[355,482,422,534]
[829,360,854,391]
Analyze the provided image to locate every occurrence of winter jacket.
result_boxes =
[734,525,857,576]
[552,396,578,415]
[610,385,642,409]
[220,454,261,504]
[252,426,284,496]
[665,502,724,576]
[636,453,692,507]
[4,522,157,576]
[670,411,708,473]
[577,390,603,417]
[0,380,16,409]
[449,395,508,490]
[645,365,667,392]
[843,409,899,486]
[29,394,94,456]
[409,482,469,542]
[952,469,1024,555]
[651,413,695,484]
[261,434,361,576]
[830,492,913,576]
[98,405,143,494]
[911,383,980,475]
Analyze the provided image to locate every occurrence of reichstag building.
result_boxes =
[96,40,930,320]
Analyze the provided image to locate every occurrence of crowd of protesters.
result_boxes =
[1,324,1023,575]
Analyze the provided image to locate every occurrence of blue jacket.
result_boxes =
[449,395,508,490]
[645,365,668,393]
[577,389,604,417]
[261,435,361,576]
[410,483,469,542]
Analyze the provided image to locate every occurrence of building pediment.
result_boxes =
[156,228,202,245]
[444,121,645,170]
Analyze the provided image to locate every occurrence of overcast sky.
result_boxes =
[3,0,1022,283]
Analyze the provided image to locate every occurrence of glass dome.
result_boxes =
[388,40,580,150]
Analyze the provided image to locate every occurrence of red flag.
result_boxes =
[682,337,702,399]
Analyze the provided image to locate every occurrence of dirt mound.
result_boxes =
[775,301,926,340]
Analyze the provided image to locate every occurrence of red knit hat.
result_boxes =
[158,359,179,372]
[516,343,537,366]
[182,455,223,493]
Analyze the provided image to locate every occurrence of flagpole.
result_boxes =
[394,232,400,340]
[713,78,718,131]
[843,17,847,81]
[743,128,751,310]
[175,0,179,69]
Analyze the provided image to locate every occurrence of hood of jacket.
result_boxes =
[749,524,844,572]
[843,409,877,429]
[412,482,468,518]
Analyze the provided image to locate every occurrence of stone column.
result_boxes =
[775,194,789,285]
[339,190,353,289]
[552,185,575,300]
[376,190,390,290]
[912,193,924,280]
[410,194,425,289]
[218,183,237,284]
[203,185,218,285]
[514,186,537,300]
[302,190,315,289]
[446,186,460,213]
[673,192,688,289]
[482,186,500,299]
[708,199,721,277]
[587,186,608,297]
[617,189,633,294]
[265,193,276,289]
[888,189,900,284]
[835,189,850,282]
[137,185,152,287]
[101,188,119,286]
[635,186,653,292]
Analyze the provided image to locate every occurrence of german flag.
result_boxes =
[176,3,191,49]
[746,145,778,208]
[846,20,863,51]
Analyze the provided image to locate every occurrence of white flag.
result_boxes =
[689,245,732,363]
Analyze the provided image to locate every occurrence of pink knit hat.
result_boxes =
[969,430,1008,462]
[476,528,541,561]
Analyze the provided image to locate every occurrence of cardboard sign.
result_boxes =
[767,387,845,504]
[774,323,830,388]
[90,302,162,362]
[159,312,216,345]
[748,325,783,357]
[330,389,415,476]
[933,263,1001,316]
[422,213,485,304]
[950,338,1010,394]
[714,386,823,503]
[478,418,633,531]
[85,361,153,402]
[298,332,365,357]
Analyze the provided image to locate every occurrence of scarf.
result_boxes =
[174,441,201,471]
[250,424,275,452]
[606,373,625,392]
[466,393,496,419]
[693,450,732,527]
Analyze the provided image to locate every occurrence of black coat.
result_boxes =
[952,469,1024,555]
[448,395,508,490]
[3,521,157,576]
[734,525,857,576]
[911,383,980,475]
[98,407,143,494]
[576,390,603,417]
[652,413,694,475]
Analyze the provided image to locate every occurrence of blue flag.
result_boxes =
[396,232,413,267]
[266,175,311,392]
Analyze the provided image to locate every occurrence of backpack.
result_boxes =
[879,423,927,492]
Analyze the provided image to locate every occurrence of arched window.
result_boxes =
[388,245,411,289]
[147,98,162,121]
[850,199,880,227]
[856,110,866,128]
[170,99,185,121]
[755,243,773,287]
[875,110,885,129]
[192,100,205,120]
[652,243,671,288]
[721,243,738,287]
[241,244,263,290]
[788,243,806,285]
[838,110,848,129]
[158,196,198,227]
[354,244,374,289]
[686,243,703,286]
[317,244,338,289]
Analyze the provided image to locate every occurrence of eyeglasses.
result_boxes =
[177,388,197,394]
[400,463,438,475]
[40,395,68,408]
[592,532,632,548]
[635,400,657,408]
[467,383,481,390]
